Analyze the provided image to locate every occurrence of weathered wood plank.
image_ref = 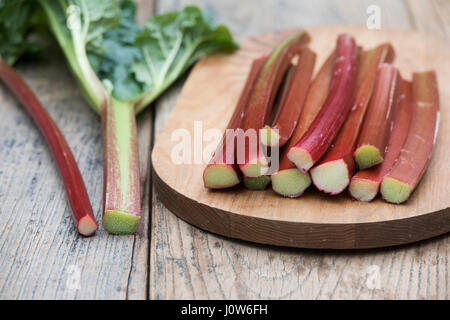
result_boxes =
[0,0,154,300]
[156,0,411,37]
[150,0,448,299]
[406,0,447,38]
[126,0,155,301]
[135,0,156,25]
[431,0,450,38]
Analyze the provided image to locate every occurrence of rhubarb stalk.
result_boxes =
[354,63,402,170]
[38,2,238,234]
[243,176,271,190]
[349,80,412,201]
[39,0,141,234]
[0,57,98,236]
[381,71,439,204]
[203,56,267,189]
[260,47,316,147]
[101,98,141,234]
[238,31,310,178]
[310,43,394,195]
[287,34,357,173]
[271,51,335,197]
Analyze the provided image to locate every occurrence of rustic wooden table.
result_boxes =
[0,0,448,300]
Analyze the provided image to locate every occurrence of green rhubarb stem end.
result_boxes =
[102,211,141,235]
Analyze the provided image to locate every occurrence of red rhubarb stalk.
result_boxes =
[278,50,336,170]
[203,56,267,189]
[0,57,98,236]
[310,43,395,195]
[271,51,335,197]
[287,34,357,173]
[354,63,402,170]
[260,47,316,147]
[381,71,439,204]
[238,31,310,178]
[349,80,412,201]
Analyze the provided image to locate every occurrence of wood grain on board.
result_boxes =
[0,0,154,299]
[150,0,449,299]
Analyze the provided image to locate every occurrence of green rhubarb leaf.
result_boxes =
[131,6,239,111]
[0,0,41,65]
[38,0,122,110]
[91,0,144,101]
[38,1,238,111]
[3,1,238,110]
[78,0,121,55]
[93,4,239,108]
[39,0,121,55]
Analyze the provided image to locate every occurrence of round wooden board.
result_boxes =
[152,26,450,249]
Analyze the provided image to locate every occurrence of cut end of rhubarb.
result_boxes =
[310,159,350,195]
[103,210,141,235]
[240,158,269,178]
[243,176,271,190]
[203,164,240,189]
[271,168,311,198]
[77,216,98,237]
[349,178,379,202]
[354,145,383,169]
[260,125,280,147]
[380,177,412,204]
[287,147,313,172]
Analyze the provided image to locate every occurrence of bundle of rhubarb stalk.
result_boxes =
[203,32,440,205]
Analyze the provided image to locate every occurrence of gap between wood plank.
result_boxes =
[125,0,156,300]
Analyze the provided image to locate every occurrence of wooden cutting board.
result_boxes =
[152,26,450,249]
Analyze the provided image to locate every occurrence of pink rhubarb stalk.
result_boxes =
[354,63,402,170]
[287,34,357,173]
[0,57,98,236]
[271,51,335,197]
[310,43,395,195]
[238,31,310,178]
[380,71,440,204]
[349,80,412,201]
[260,47,316,147]
[203,56,267,189]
